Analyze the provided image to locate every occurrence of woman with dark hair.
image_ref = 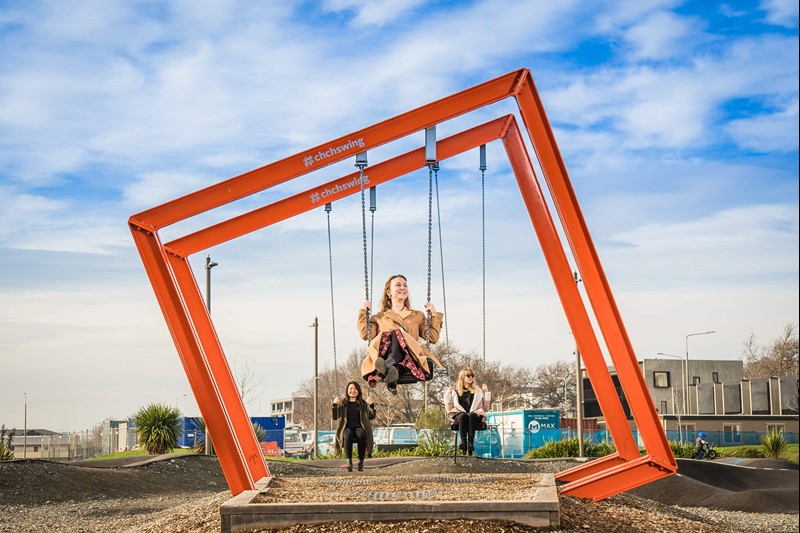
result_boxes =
[444,367,491,455]
[332,381,376,471]
[358,274,444,394]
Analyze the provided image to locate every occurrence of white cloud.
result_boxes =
[726,98,800,152]
[621,10,702,60]
[759,0,799,28]
[322,0,427,27]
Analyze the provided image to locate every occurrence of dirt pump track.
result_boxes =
[0,454,797,532]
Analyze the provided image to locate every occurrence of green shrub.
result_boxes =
[587,441,616,458]
[0,425,15,461]
[761,430,789,459]
[669,440,696,458]
[414,430,454,456]
[723,446,766,458]
[135,403,183,455]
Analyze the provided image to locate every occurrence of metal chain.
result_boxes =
[481,168,486,366]
[434,164,449,344]
[359,166,371,341]
[325,205,339,387]
[426,164,433,345]
[370,209,376,305]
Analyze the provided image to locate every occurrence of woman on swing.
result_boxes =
[358,274,444,394]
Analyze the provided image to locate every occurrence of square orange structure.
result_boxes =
[129,68,676,499]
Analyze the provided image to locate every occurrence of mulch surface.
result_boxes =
[1,454,797,514]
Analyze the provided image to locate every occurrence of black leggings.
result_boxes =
[455,412,482,444]
[342,427,367,460]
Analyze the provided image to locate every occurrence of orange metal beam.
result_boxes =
[165,116,513,256]
[129,67,676,499]
[513,72,677,478]
[128,225,267,494]
[132,70,527,232]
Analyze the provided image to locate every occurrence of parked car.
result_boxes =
[316,433,336,457]
[373,424,419,451]
[283,429,309,458]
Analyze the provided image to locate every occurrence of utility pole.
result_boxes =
[311,317,319,458]
[573,271,584,458]
[23,393,27,459]
[205,255,218,456]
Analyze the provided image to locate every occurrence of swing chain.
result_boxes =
[426,163,434,345]
[433,162,448,345]
[358,162,372,341]
[325,203,339,387]
[481,167,486,366]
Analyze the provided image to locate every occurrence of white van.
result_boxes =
[372,424,418,451]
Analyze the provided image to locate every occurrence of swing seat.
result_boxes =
[395,358,436,384]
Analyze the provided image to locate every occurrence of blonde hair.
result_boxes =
[455,367,477,395]
[379,274,413,312]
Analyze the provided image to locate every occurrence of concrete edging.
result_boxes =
[220,473,559,531]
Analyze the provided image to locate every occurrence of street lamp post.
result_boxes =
[685,331,715,415]
[204,255,218,456]
[310,317,319,459]
[23,393,27,459]
[175,394,187,409]
[572,271,584,458]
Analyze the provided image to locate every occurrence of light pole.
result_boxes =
[685,331,715,415]
[572,271,584,458]
[23,393,27,459]
[175,394,187,410]
[205,255,218,313]
[204,255,218,456]
[310,317,319,458]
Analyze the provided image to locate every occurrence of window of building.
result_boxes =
[679,423,695,435]
[723,424,742,444]
[712,372,719,384]
[767,424,785,433]
[660,400,668,414]
[692,376,700,385]
[653,371,670,388]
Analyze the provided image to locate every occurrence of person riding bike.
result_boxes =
[695,431,709,457]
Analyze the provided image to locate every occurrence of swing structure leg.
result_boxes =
[129,68,675,499]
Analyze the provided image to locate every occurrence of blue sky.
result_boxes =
[0,0,797,432]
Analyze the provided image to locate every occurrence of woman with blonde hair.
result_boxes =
[444,367,491,455]
[358,274,444,394]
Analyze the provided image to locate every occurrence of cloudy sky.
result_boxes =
[1,0,797,433]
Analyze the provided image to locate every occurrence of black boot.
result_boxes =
[374,357,386,378]
[357,459,364,471]
[468,443,475,456]
[347,459,353,472]
[459,441,468,454]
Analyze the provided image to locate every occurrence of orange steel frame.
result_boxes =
[129,68,676,499]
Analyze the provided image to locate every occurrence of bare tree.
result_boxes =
[234,358,265,412]
[530,359,576,413]
[743,323,799,379]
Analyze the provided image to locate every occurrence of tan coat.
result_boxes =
[358,308,445,378]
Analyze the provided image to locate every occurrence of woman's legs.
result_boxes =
[376,332,402,392]
[456,413,469,452]
[467,412,482,454]
[342,428,355,470]
[354,427,367,470]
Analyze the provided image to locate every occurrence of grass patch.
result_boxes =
[718,443,798,464]
[90,448,196,460]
